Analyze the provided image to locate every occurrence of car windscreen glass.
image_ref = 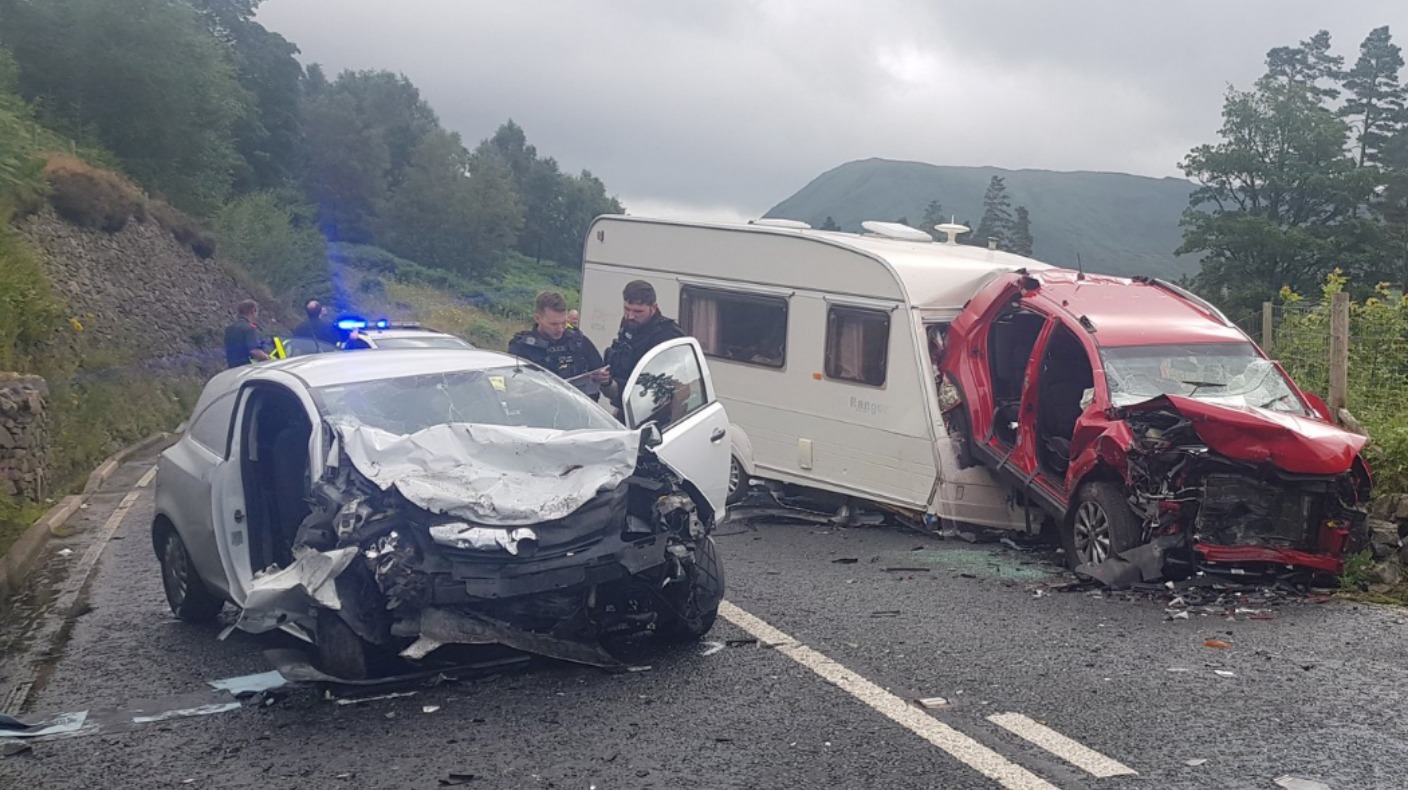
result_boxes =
[369,336,472,349]
[1101,342,1308,414]
[315,365,618,434]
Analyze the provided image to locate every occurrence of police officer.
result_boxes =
[223,299,270,368]
[603,280,684,411]
[509,291,610,399]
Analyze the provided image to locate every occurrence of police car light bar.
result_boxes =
[336,318,367,331]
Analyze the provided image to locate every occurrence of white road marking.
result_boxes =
[987,712,1138,778]
[51,465,158,621]
[719,600,1060,790]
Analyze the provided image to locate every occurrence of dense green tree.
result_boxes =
[1379,128,1408,289]
[0,0,251,215]
[382,130,522,277]
[1178,73,1376,311]
[1010,206,1034,257]
[919,200,946,238]
[215,189,329,298]
[301,69,438,241]
[191,0,306,191]
[974,176,1014,249]
[1341,26,1405,167]
[1265,30,1344,101]
[483,120,622,267]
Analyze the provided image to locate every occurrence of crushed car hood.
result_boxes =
[1119,395,1366,475]
[333,421,641,526]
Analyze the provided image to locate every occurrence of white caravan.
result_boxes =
[580,215,1054,532]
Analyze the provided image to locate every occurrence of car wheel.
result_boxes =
[159,527,224,623]
[657,536,725,642]
[316,607,373,681]
[1062,481,1141,569]
[726,455,747,506]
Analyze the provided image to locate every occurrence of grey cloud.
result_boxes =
[259,0,1408,218]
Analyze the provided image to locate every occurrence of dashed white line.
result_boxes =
[987,712,1137,778]
[719,600,1060,790]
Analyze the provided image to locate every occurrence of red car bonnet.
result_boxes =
[1119,395,1366,476]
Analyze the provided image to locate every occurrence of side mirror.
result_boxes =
[641,423,663,449]
[1302,391,1334,423]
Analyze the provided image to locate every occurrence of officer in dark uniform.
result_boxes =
[603,279,685,412]
[508,291,609,399]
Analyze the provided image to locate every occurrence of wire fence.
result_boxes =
[1267,292,1408,430]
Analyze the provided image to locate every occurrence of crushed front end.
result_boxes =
[247,422,723,674]
[1121,399,1370,577]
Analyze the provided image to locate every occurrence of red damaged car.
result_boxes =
[937,269,1371,580]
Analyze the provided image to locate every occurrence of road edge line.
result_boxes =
[0,431,176,601]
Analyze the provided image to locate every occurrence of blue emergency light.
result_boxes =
[336,318,367,331]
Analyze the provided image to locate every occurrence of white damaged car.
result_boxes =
[152,340,730,678]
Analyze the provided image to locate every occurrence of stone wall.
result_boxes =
[17,208,290,368]
[0,374,49,501]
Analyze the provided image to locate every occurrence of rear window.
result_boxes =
[680,286,788,368]
[188,391,236,454]
[825,306,890,387]
[369,335,472,349]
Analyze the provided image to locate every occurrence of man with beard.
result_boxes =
[508,291,610,399]
[603,280,684,413]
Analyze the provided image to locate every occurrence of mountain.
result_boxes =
[764,158,1200,279]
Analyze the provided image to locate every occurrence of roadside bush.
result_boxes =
[1274,271,1408,493]
[43,154,147,232]
[215,190,330,301]
[0,226,63,372]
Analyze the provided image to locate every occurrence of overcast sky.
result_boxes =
[259,1,1408,222]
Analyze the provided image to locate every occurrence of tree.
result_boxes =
[819,215,840,231]
[1178,73,1376,311]
[974,176,1014,249]
[191,0,306,191]
[1,0,251,215]
[302,90,389,242]
[382,131,522,277]
[1379,127,1408,289]
[1340,26,1406,167]
[1265,29,1344,101]
[919,200,946,238]
[1010,206,1034,257]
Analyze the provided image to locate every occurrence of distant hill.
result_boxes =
[764,158,1200,279]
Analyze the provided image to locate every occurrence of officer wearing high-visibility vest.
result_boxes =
[508,291,610,400]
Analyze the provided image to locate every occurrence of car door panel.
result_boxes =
[621,338,731,515]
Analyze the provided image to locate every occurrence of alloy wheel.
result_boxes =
[1072,501,1112,565]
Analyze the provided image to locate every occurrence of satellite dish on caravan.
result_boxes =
[933,222,970,245]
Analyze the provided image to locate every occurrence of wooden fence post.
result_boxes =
[1262,301,1274,350]
[1328,292,1350,419]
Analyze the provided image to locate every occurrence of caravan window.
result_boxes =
[825,306,890,387]
[680,286,787,369]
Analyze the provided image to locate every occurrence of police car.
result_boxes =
[337,319,475,351]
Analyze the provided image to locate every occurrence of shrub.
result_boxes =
[43,155,147,232]
[215,191,330,300]
[0,226,62,371]
[147,199,216,259]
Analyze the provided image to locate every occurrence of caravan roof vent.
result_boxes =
[860,221,932,242]
[933,222,970,245]
[750,218,812,229]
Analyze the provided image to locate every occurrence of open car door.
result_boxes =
[621,337,731,515]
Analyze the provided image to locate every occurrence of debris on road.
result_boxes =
[831,557,859,564]
[1204,639,1232,649]
[882,567,931,573]
[1185,758,1207,767]
[438,772,478,786]
[333,691,418,706]
[915,697,950,709]
[699,641,725,656]
[1274,775,1332,790]
[1214,670,1237,678]
[422,705,440,714]
[2,741,34,758]
[726,638,758,648]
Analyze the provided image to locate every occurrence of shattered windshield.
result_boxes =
[316,365,619,434]
[1101,342,1308,414]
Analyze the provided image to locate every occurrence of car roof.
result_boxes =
[1026,269,1248,347]
[356,327,459,339]
[206,349,524,397]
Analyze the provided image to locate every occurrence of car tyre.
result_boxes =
[1062,480,1141,569]
[159,527,224,623]
[657,536,725,642]
[316,607,374,681]
[726,455,748,506]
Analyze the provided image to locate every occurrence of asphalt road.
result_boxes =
[4,453,1408,789]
